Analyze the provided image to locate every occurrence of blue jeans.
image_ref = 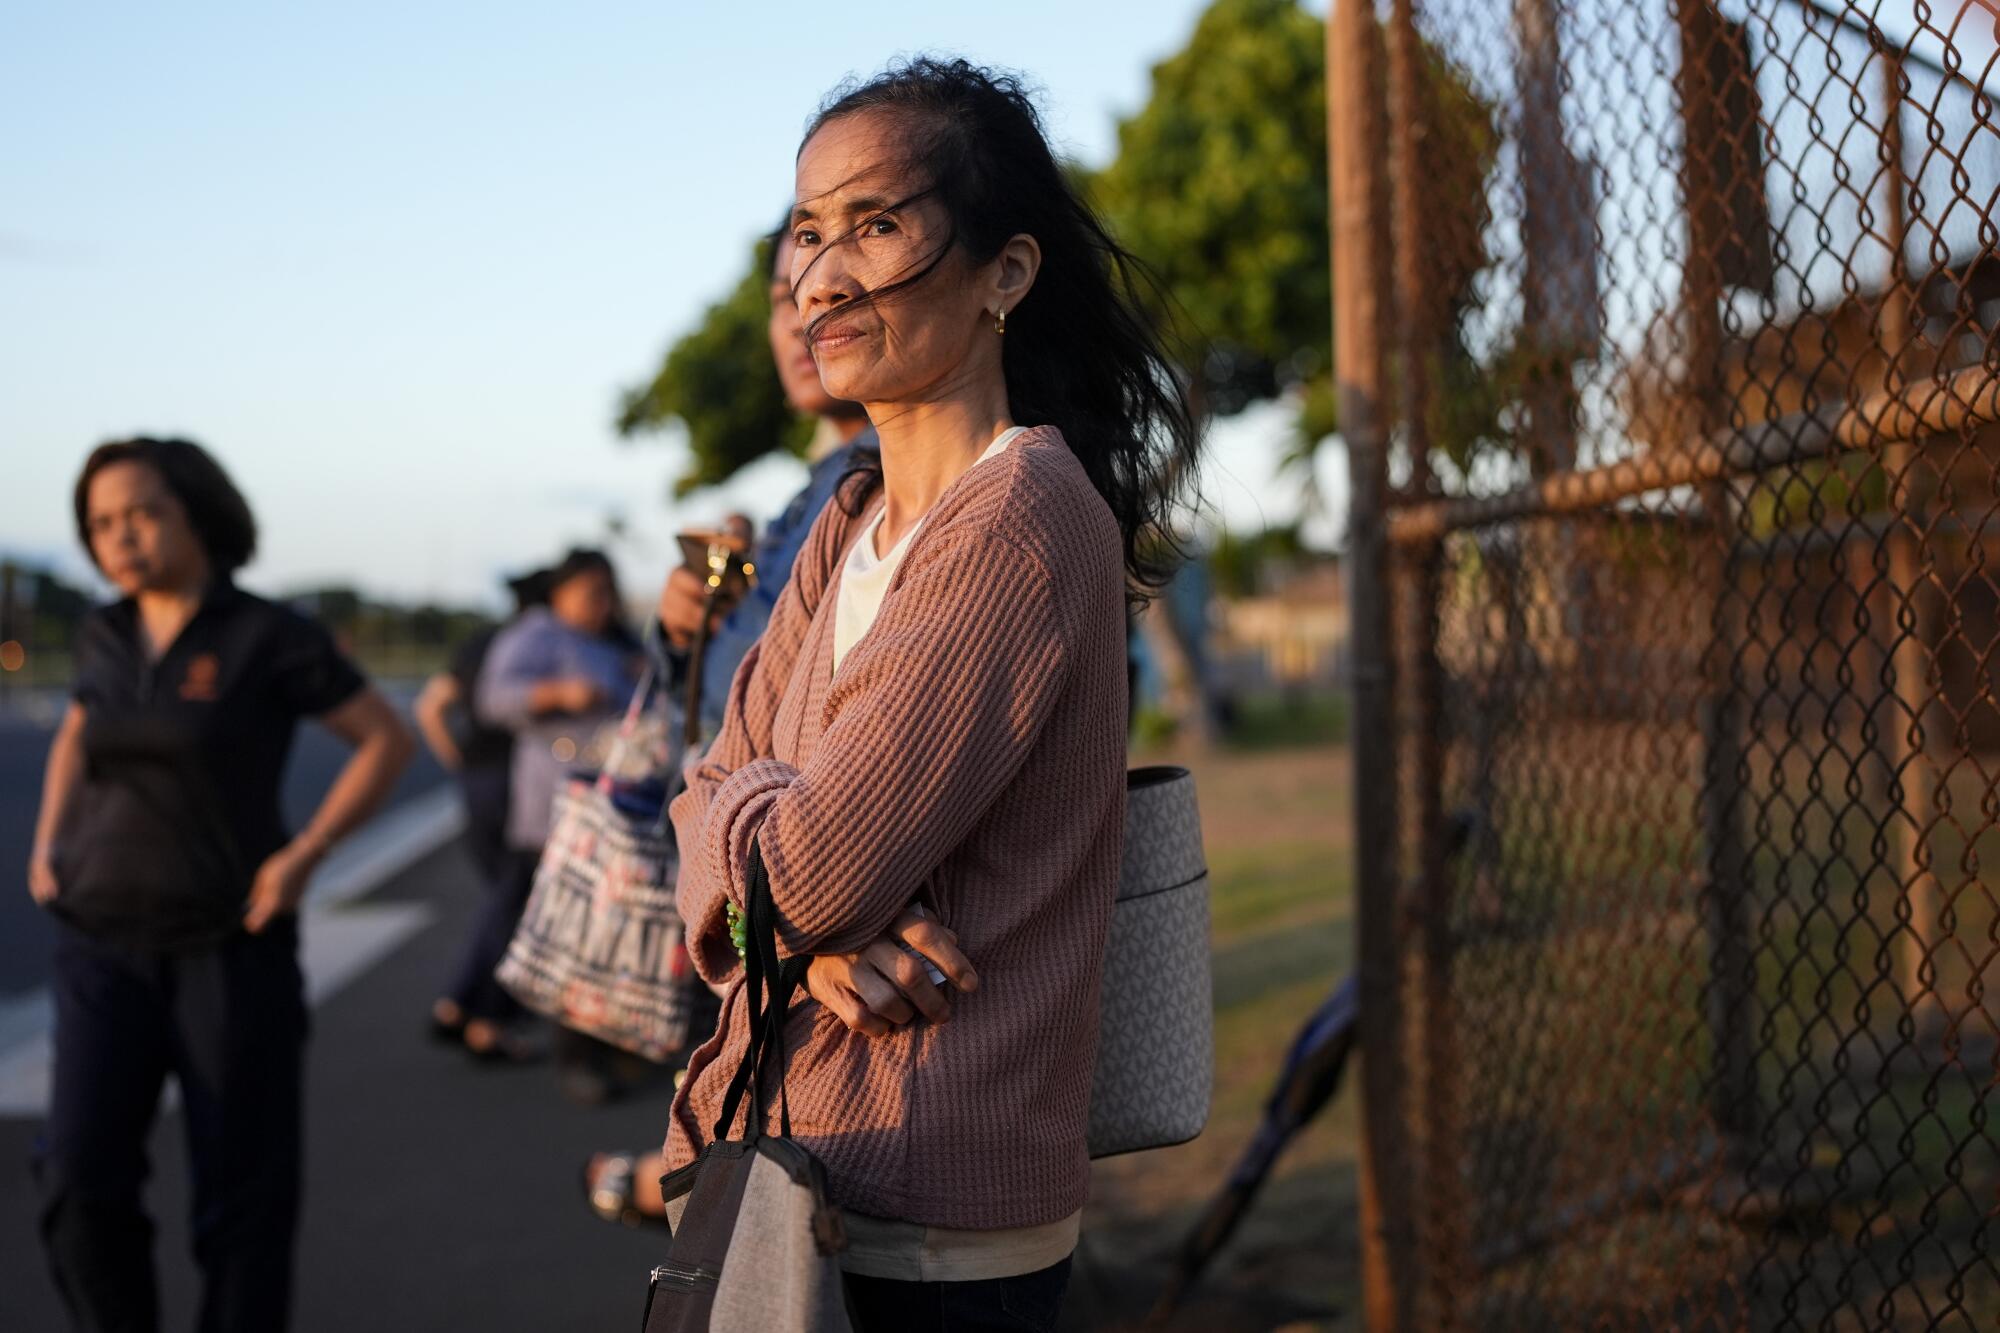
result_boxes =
[442,846,539,1023]
[843,1255,1072,1333]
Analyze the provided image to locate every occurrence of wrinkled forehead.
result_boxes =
[792,111,927,223]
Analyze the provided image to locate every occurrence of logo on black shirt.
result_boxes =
[180,652,221,702]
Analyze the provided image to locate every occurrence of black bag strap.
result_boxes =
[712,836,808,1143]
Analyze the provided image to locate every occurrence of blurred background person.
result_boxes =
[415,569,550,1049]
[27,437,414,1333]
[467,548,640,1085]
[581,215,874,1227]
[655,215,875,737]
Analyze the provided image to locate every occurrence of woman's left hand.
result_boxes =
[244,838,326,934]
[805,909,978,1038]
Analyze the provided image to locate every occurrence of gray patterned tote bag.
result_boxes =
[1087,765,1214,1158]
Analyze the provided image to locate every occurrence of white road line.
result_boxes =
[308,784,466,909]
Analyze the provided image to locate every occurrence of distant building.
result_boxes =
[1216,559,1345,693]
[1621,251,2000,746]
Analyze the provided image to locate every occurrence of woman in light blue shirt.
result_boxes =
[431,548,638,1065]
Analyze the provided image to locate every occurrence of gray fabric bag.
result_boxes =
[1087,765,1214,1158]
[643,838,853,1333]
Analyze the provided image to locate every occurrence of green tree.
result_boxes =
[1091,0,1504,476]
[1089,0,1329,420]
[615,236,812,497]
[1209,521,1312,599]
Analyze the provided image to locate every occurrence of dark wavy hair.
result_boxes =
[796,57,1202,599]
[543,546,642,648]
[73,437,258,574]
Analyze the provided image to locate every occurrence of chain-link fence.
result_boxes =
[1332,0,2000,1327]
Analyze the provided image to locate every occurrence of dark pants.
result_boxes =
[456,764,512,885]
[35,919,307,1333]
[443,845,539,1023]
[844,1256,1072,1333]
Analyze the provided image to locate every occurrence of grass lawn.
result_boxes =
[1063,741,1355,1332]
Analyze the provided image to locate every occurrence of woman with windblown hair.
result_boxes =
[665,58,1201,1331]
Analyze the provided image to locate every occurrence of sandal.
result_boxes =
[429,999,466,1045]
[584,1152,669,1230]
[462,1020,543,1065]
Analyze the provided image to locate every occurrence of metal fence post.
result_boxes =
[1868,37,1945,1030]
[1673,0,1763,1162]
[1331,0,1409,1328]
[1386,2,1465,1326]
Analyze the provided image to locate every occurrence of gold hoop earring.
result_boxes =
[994,308,1007,335]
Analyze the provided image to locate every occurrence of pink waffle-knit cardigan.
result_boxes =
[663,425,1128,1229]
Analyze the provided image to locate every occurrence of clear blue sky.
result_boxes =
[1,0,1338,608]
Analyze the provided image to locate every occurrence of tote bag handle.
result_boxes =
[595,621,666,797]
[712,837,808,1143]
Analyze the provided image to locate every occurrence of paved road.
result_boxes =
[0,693,448,998]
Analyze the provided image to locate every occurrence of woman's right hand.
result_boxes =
[27,848,58,905]
[804,909,979,1038]
[532,677,606,715]
[657,567,711,650]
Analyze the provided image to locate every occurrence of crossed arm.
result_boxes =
[670,524,1068,1035]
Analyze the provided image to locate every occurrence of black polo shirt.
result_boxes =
[52,580,366,949]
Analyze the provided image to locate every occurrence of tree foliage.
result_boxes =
[615,236,812,497]
[1208,521,1314,598]
[1094,0,1505,478]
[1088,0,1329,419]
[1405,35,1509,477]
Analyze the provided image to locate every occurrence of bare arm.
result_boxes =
[27,703,87,905]
[412,672,464,772]
[244,688,416,932]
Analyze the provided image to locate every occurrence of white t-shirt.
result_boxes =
[832,426,1029,675]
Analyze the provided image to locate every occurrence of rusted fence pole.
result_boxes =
[1386,1,1463,1326]
[1331,0,1410,1328]
[1381,364,2000,544]
[1673,0,1762,1159]
[1869,38,1944,1029]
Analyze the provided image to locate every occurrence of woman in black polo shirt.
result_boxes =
[26,437,414,1333]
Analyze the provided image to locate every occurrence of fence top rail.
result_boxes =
[1383,363,2000,544]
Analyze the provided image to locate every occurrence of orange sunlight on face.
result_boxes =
[788,111,992,409]
[86,461,208,596]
